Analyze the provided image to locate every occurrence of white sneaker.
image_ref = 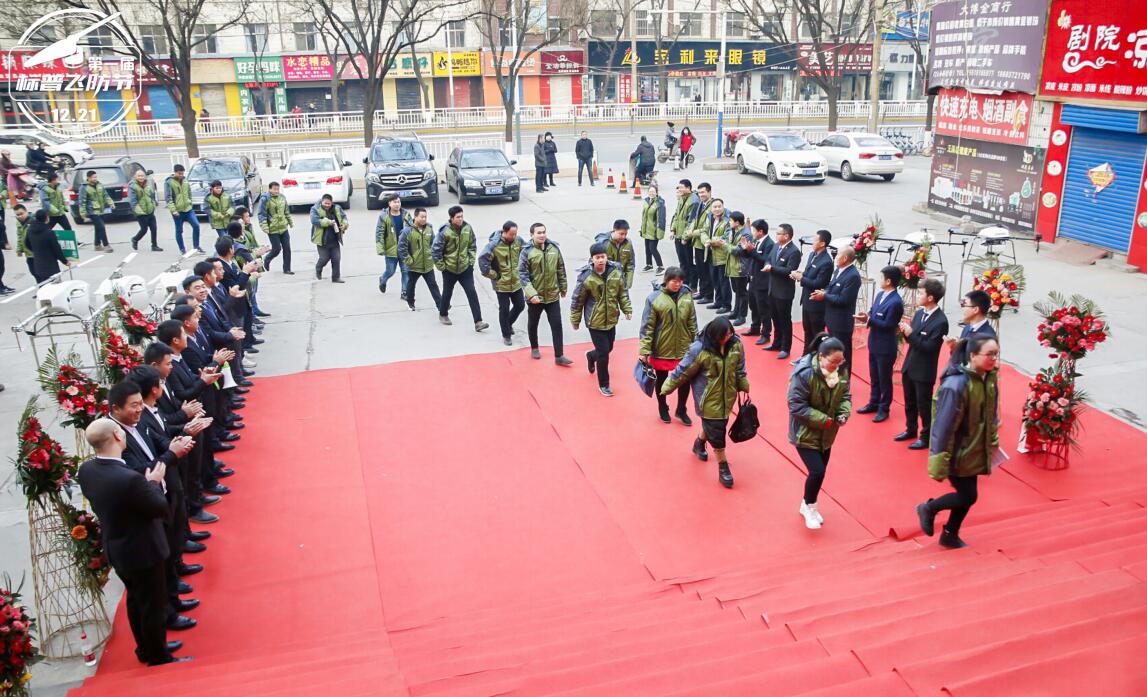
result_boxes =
[799,500,822,530]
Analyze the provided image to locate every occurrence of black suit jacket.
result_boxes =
[748,235,775,291]
[77,457,170,571]
[952,320,998,365]
[766,242,801,301]
[799,250,833,306]
[114,418,178,476]
[167,355,210,402]
[824,265,862,331]
[902,308,950,384]
[138,408,185,498]
[156,384,190,434]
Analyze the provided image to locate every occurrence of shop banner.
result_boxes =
[234,56,284,83]
[928,134,1044,232]
[432,51,481,77]
[540,49,585,75]
[1040,0,1147,104]
[881,44,922,72]
[483,51,541,76]
[283,55,334,81]
[928,0,1049,94]
[935,88,1034,145]
[882,11,930,41]
[388,54,431,78]
[797,43,873,76]
[587,41,795,73]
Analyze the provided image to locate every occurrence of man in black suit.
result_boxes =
[77,419,193,666]
[763,223,802,359]
[947,289,997,365]
[814,246,861,373]
[742,219,774,346]
[897,278,950,450]
[191,260,253,387]
[792,229,833,354]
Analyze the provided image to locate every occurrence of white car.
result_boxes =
[0,129,94,168]
[279,152,354,208]
[816,132,904,182]
[734,132,827,185]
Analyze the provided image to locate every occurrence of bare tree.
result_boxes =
[584,0,642,100]
[290,0,358,112]
[894,0,934,129]
[647,0,705,102]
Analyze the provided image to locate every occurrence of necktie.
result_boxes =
[831,268,840,283]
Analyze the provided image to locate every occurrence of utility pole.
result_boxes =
[715,11,727,158]
[867,0,885,134]
[446,21,456,110]
[629,0,638,104]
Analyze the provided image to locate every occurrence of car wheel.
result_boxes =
[841,161,855,182]
[881,174,896,182]
[766,164,779,185]
[366,194,381,210]
[426,192,440,207]
[457,188,466,204]
[736,155,747,174]
[343,193,352,209]
[812,178,826,185]
[511,193,520,202]
[57,155,75,169]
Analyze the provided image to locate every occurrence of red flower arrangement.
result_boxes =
[15,399,79,501]
[852,214,882,268]
[36,347,109,431]
[1021,366,1086,449]
[1034,292,1110,362]
[0,579,40,697]
[114,296,157,345]
[971,266,1024,319]
[97,318,142,384]
[899,243,930,289]
[58,504,111,592]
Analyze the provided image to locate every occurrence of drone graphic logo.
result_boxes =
[6,9,143,138]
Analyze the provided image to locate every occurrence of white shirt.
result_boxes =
[146,404,167,431]
[970,318,989,332]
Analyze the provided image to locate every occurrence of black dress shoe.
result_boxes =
[873,411,889,423]
[177,563,203,577]
[230,397,247,406]
[754,336,770,346]
[183,540,207,554]
[159,656,194,665]
[200,495,221,506]
[213,458,227,468]
[188,530,211,542]
[227,422,246,431]
[908,438,929,450]
[215,467,235,478]
[190,510,219,524]
[254,310,271,318]
[206,484,231,495]
[939,529,968,549]
[230,403,246,411]
[242,369,256,377]
[894,431,918,442]
[252,338,265,345]
[245,347,260,354]
[777,351,790,359]
[177,581,194,595]
[763,344,782,351]
[167,616,198,631]
[235,387,251,395]
[916,500,936,536]
[856,404,878,414]
[213,443,236,453]
[221,432,241,442]
[742,328,761,337]
[238,379,254,387]
[136,641,183,663]
[174,598,200,612]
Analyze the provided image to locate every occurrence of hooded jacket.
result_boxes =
[78,180,112,220]
[594,231,636,289]
[700,210,732,265]
[670,191,701,238]
[205,192,234,230]
[309,202,348,245]
[726,227,755,278]
[638,281,697,360]
[928,364,1000,481]
[570,260,632,331]
[398,221,436,273]
[687,197,716,249]
[375,209,413,258]
[128,181,157,216]
[257,191,292,234]
[641,195,667,241]
[432,221,477,274]
[39,183,67,217]
[164,176,193,214]
[518,239,567,303]
[662,326,750,420]
[787,354,852,451]
[478,230,525,293]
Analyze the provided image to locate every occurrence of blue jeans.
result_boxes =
[172,211,200,253]
[577,158,594,185]
[379,257,409,293]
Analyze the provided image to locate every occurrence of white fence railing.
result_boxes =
[88,100,928,144]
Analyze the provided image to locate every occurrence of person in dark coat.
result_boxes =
[26,209,71,282]
[742,219,774,345]
[793,229,833,354]
[762,223,802,359]
[533,134,548,193]
[814,246,861,373]
[897,278,949,449]
[855,265,904,422]
[575,131,595,186]
[543,132,559,188]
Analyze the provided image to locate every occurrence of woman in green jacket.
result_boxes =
[570,242,633,397]
[788,332,852,530]
[916,335,1001,549]
[639,266,697,424]
[639,184,667,273]
[662,316,749,489]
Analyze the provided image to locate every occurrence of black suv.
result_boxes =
[68,156,155,222]
[364,135,439,209]
[186,156,264,218]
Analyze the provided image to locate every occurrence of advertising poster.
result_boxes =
[928,0,1049,93]
[935,88,1034,145]
[1040,0,1147,104]
[928,134,1045,231]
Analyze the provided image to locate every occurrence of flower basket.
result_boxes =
[14,399,79,501]
[851,214,883,268]
[899,242,930,291]
[96,315,143,385]
[114,296,157,346]
[1034,292,1110,363]
[35,346,109,432]
[971,265,1024,319]
[0,578,41,697]
[1030,436,1070,471]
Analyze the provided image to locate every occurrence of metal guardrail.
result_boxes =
[89,100,929,144]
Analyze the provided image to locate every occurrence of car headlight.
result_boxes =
[367,173,381,184]
[464,178,482,189]
[506,176,520,186]
[422,170,435,181]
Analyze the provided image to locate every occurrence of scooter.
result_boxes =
[723,130,747,157]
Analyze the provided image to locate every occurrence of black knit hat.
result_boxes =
[589,242,608,257]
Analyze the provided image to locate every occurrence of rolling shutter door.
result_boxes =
[1058,128,1146,253]
[146,86,178,120]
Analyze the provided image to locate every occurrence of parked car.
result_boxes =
[816,133,904,182]
[279,152,354,209]
[0,129,94,168]
[67,156,155,223]
[734,132,827,185]
[445,148,520,203]
[186,156,263,218]
[364,135,439,209]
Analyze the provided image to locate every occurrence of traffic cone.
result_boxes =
[618,173,628,194]
[606,168,615,188]
[593,160,600,180]
[632,177,642,199]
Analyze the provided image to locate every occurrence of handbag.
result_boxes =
[728,394,759,443]
[634,359,657,398]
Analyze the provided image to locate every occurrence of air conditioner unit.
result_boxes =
[36,280,90,315]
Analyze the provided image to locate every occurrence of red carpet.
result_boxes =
[69,337,1147,697]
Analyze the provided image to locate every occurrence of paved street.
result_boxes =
[2,150,1145,694]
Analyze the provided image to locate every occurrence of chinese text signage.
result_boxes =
[234,56,284,83]
[797,43,874,76]
[1040,0,1147,104]
[432,51,481,77]
[929,134,1044,231]
[283,55,333,81]
[928,0,1049,93]
[588,41,795,73]
[539,50,584,75]
[935,88,1033,145]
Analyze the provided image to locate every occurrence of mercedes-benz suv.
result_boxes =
[364,135,439,209]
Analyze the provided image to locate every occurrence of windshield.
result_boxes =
[288,157,336,173]
[189,159,243,180]
[767,135,812,152]
[370,141,428,162]
[460,151,508,168]
[84,167,128,184]
[854,136,892,147]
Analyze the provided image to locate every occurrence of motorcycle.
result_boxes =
[656,142,695,169]
[723,130,747,158]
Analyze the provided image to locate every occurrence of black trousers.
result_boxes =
[711,264,731,309]
[439,267,482,322]
[497,289,526,339]
[929,475,979,534]
[406,270,442,309]
[183,441,206,514]
[903,374,936,437]
[132,213,158,246]
[769,295,794,351]
[315,243,341,280]
[829,324,855,373]
[587,327,616,388]
[675,239,693,281]
[802,305,826,352]
[49,214,72,231]
[527,300,563,356]
[118,561,171,665]
[577,157,594,185]
[798,447,831,504]
[644,238,663,268]
[535,169,547,192]
[655,368,691,414]
[265,231,291,272]
[164,484,187,618]
[692,249,711,299]
[867,350,897,412]
[731,277,750,320]
[90,215,109,246]
[749,285,772,337]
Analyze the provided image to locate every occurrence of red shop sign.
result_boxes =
[539,50,584,75]
[797,43,873,77]
[936,88,1034,146]
[1040,0,1147,104]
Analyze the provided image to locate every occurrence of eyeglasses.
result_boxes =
[959,302,975,308]
[975,351,1000,358]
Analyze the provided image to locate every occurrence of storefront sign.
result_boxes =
[283,55,334,81]
[1040,0,1147,104]
[234,56,284,83]
[882,11,930,41]
[1087,162,1116,193]
[540,50,584,75]
[881,45,922,72]
[389,54,431,78]
[483,51,541,76]
[238,84,287,115]
[588,41,795,73]
[617,74,632,104]
[928,0,1049,94]
[928,134,1044,231]
[2,50,68,80]
[797,43,873,76]
[935,88,1034,145]
[432,51,481,77]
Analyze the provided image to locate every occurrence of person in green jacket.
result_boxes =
[397,207,442,312]
[594,220,636,290]
[518,222,571,365]
[13,204,33,276]
[164,164,200,255]
[128,170,162,252]
[639,184,667,273]
[703,198,732,312]
[662,316,749,489]
[571,242,633,397]
[309,194,348,283]
[916,335,1001,550]
[686,182,715,303]
[375,194,413,297]
[431,205,488,332]
[725,210,754,326]
[639,266,698,424]
[77,170,113,252]
[788,332,852,529]
[232,206,271,319]
[478,220,525,346]
[257,182,293,274]
[205,180,234,237]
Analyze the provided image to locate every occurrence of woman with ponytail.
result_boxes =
[788,332,852,529]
